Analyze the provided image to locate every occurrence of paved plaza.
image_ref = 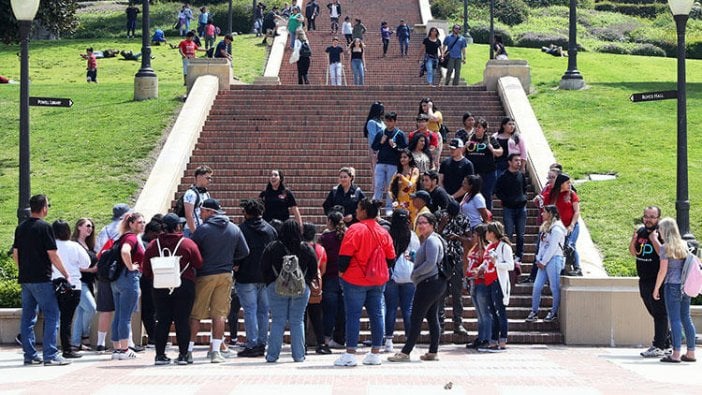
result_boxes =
[0,343,699,394]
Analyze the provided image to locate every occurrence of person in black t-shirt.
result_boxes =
[322,167,366,224]
[628,206,670,357]
[421,170,451,214]
[259,169,302,227]
[214,35,233,61]
[13,194,71,366]
[465,118,503,210]
[125,2,140,39]
[494,154,527,261]
[421,27,443,86]
[439,138,475,198]
[325,37,345,85]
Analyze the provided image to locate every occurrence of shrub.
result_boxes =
[430,0,455,20]
[0,280,20,308]
[469,25,514,45]
[595,3,668,19]
[691,4,702,20]
[0,252,17,280]
[516,32,569,48]
[495,0,530,26]
[598,43,630,54]
[524,0,593,7]
[591,27,626,42]
[686,40,702,59]
[631,43,667,56]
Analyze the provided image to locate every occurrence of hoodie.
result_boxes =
[535,220,566,266]
[191,214,250,277]
[234,217,278,283]
[143,232,204,282]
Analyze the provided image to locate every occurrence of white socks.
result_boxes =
[188,341,195,352]
[97,331,107,346]
[212,339,222,353]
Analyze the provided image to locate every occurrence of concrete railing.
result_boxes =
[133,75,220,221]
[257,21,289,85]
[497,76,606,276]
[186,58,234,91]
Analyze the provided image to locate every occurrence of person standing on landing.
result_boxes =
[183,166,213,238]
[629,206,670,358]
[14,195,71,366]
[442,24,467,86]
[371,112,408,216]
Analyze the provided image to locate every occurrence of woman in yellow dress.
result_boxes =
[389,149,420,223]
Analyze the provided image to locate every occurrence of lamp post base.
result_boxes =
[134,74,158,101]
[559,71,585,90]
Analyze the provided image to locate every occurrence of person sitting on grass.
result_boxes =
[152,29,167,46]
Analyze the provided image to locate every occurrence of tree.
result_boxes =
[1,0,79,44]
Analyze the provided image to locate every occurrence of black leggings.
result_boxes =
[401,276,447,355]
[297,56,310,85]
[152,281,195,356]
[57,289,81,351]
[228,286,241,341]
[305,303,324,346]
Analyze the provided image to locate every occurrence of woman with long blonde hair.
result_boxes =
[653,218,696,363]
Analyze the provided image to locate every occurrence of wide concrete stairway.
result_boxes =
[174,0,562,345]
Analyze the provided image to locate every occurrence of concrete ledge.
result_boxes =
[484,59,532,93]
[561,277,651,346]
[186,58,233,92]
[133,75,219,221]
[497,76,605,276]
[257,22,287,85]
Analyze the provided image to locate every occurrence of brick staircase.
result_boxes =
[171,0,563,346]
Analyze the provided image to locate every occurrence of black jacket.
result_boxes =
[234,218,278,283]
[495,169,527,209]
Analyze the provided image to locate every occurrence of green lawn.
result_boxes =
[0,34,266,252]
[465,44,702,275]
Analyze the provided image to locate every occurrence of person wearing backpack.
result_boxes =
[334,199,396,367]
[181,166,213,238]
[653,218,697,363]
[143,213,203,365]
[261,220,318,362]
[293,30,312,85]
[388,212,446,362]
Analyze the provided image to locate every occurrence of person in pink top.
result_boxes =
[494,117,527,177]
[204,20,217,51]
[80,47,98,83]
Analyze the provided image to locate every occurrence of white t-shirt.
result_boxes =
[330,4,340,18]
[342,21,352,34]
[96,219,121,252]
[53,240,91,287]
[183,187,211,229]
[460,193,486,230]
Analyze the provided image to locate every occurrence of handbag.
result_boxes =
[392,253,413,284]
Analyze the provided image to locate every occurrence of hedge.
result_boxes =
[469,25,514,45]
[594,2,668,19]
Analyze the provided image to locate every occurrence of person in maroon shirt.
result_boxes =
[543,173,582,276]
[143,213,203,365]
[80,47,98,83]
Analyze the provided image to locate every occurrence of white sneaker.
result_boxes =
[210,351,225,363]
[111,350,121,360]
[333,352,358,367]
[327,339,345,349]
[384,338,394,353]
[119,349,137,360]
[362,352,382,366]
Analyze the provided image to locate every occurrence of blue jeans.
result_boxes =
[384,280,415,337]
[472,283,493,342]
[235,282,269,348]
[531,256,564,316]
[479,170,497,211]
[399,38,409,55]
[425,56,437,85]
[110,270,140,342]
[71,282,97,347]
[351,58,364,85]
[21,282,60,361]
[341,279,385,349]
[567,221,581,270]
[322,276,345,341]
[266,283,310,362]
[503,206,526,260]
[664,283,696,351]
[489,282,508,343]
[373,163,396,212]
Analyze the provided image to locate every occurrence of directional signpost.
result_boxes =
[629,90,677,103]
[29,97,73,108]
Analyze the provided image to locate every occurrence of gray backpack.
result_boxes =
[272,242,307,297]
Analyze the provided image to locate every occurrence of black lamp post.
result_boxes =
[559,0,585,89]
[134,0,158,100]
[463,0,472,44]
[11,0,40,223]
[489,0,495,59]
[668,0,696,246]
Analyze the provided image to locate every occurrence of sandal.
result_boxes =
[660,356,681,363]
[681,355,697,362]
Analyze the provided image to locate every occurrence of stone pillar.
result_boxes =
[134,75,159,101]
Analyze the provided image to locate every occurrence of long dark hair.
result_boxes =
[363,101,384,138]
[470,118,489,144]
[71,218,96,251]
[327,210,346,240]
[498,116,520,144]
[417,97,439,116]
[462,174,482,204]
[265,169,288,193]
[487,221,512,247]
[550,173,571,205]
[279,219,303,253]
[408,133,433,164]
[390,149,417,199]
[389,209,411,257]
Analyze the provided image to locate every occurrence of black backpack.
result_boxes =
[436,235,451,280]
[300,42,312,58]
[173,185,200,217]
[97,236,125,282]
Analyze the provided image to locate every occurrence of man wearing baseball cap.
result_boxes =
[189,199,250,363]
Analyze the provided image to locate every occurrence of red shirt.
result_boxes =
[543,189,580,227]
[466,247,485,285]
[480,242,499,286]
[408,129,439,149]
[86,54,97,70]
[178,40,199,58]
[339,219,396,286]
[311,242,328,275]
[122,233,145,272]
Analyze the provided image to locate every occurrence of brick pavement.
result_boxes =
[1,344,700,394]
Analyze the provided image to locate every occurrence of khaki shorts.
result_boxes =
[190,272,233,320]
